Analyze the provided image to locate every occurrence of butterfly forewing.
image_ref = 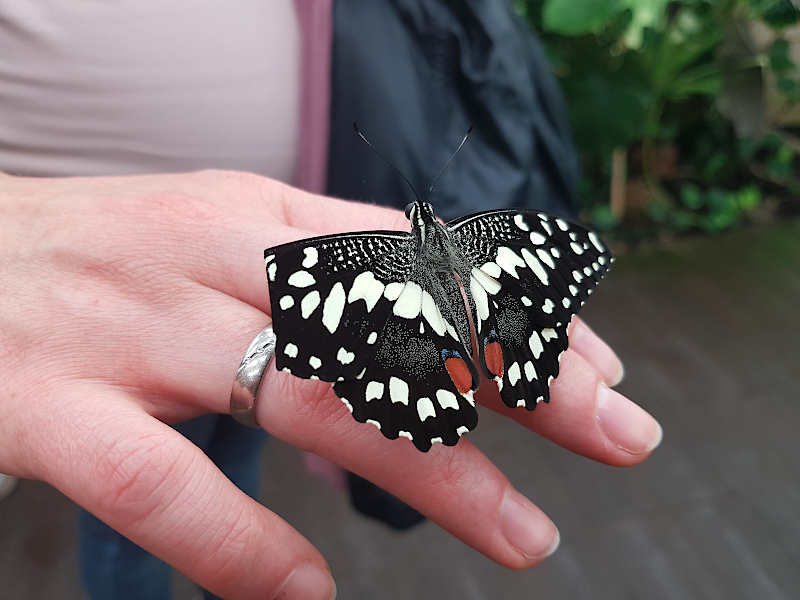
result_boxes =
[267,231,414,381]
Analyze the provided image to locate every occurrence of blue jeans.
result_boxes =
[79,415,268,600]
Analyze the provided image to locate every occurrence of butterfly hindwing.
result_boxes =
[332,275,480,451]
[448,210,613,409]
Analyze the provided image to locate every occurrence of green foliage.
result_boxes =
[770,37,800,100]
[516,0,800,235]
[648,183,763,232]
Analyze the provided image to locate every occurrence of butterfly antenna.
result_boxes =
[424,126,473,201]
[353,123,420,203]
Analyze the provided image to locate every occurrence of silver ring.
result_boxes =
[230,324,276,428]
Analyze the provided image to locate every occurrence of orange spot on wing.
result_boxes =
[484,341,504,378]
[445,357,473,395]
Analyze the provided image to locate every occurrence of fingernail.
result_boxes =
[279,563,336,600]
[500,489,560,561]
[570,321,625,386]
[596,384,663,455]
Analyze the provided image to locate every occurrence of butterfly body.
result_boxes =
[265,201,612,451]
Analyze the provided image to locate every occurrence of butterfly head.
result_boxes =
[405,201,437,230]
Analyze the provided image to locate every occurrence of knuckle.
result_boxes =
[91,430,185,527]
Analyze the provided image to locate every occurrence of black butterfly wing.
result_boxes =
[266,232,414,381]
[266,233,479,451]
[448,210,613,409]
[333,270,480,452]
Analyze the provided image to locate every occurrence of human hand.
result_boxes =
[0,170,661,599]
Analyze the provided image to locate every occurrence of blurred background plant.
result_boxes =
[515,0,800,238]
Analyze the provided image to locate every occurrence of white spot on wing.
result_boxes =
[542,328,558,342]
[417,397,436,422]
[514,214,530,231]
[336,347,355,365]
[348,271,384,312]
[389,377,409,405]
[516,399,526,408]
[521,248,548,285]
[366,419,381,429]
[589,231,605,252]
[480,261,502,278]
[436,389,459,410]
[309,356,322,369]
[301,290,321,319]
[521,296,533,307]
[367,332,378,345]
[288,270,315,288]
[471,267,501,295]
[470,275,490,325]
[524,361,536,381]
[383,281,404,301]
[267,262,277,282]
[279,295,294,310]
[529,231,547,245]
[496,246,526,279]
[302,247,319,268]
[556,218,569,231]
[284,343,298,358]
[393,281,423,319]
[542,298,554,314]
[528,331,543,358]
[508,362,521,386]
[536,248,555,269]
[366,381,384,402]
[464,390,475,407]
[398,430,413,440]
[322,282,346,333]
[421,291,447,336]
[456,426,469,437]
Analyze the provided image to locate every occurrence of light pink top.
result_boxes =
[0,0,332,192]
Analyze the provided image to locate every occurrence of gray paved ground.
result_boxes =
[2,219,799,600]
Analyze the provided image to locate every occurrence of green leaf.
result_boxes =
[542,0,624,35]
[770,38,795,73]
[737,185,762,210]
[563,62,654,156]
[680,183,704,209]
[777,77,800,100]
[703,151,731,180]
[589,204,620,230]
[768,144,795,179]
[761,0,800,28]
[620,0,670,48]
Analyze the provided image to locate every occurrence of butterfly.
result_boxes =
[264,200,613,452]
